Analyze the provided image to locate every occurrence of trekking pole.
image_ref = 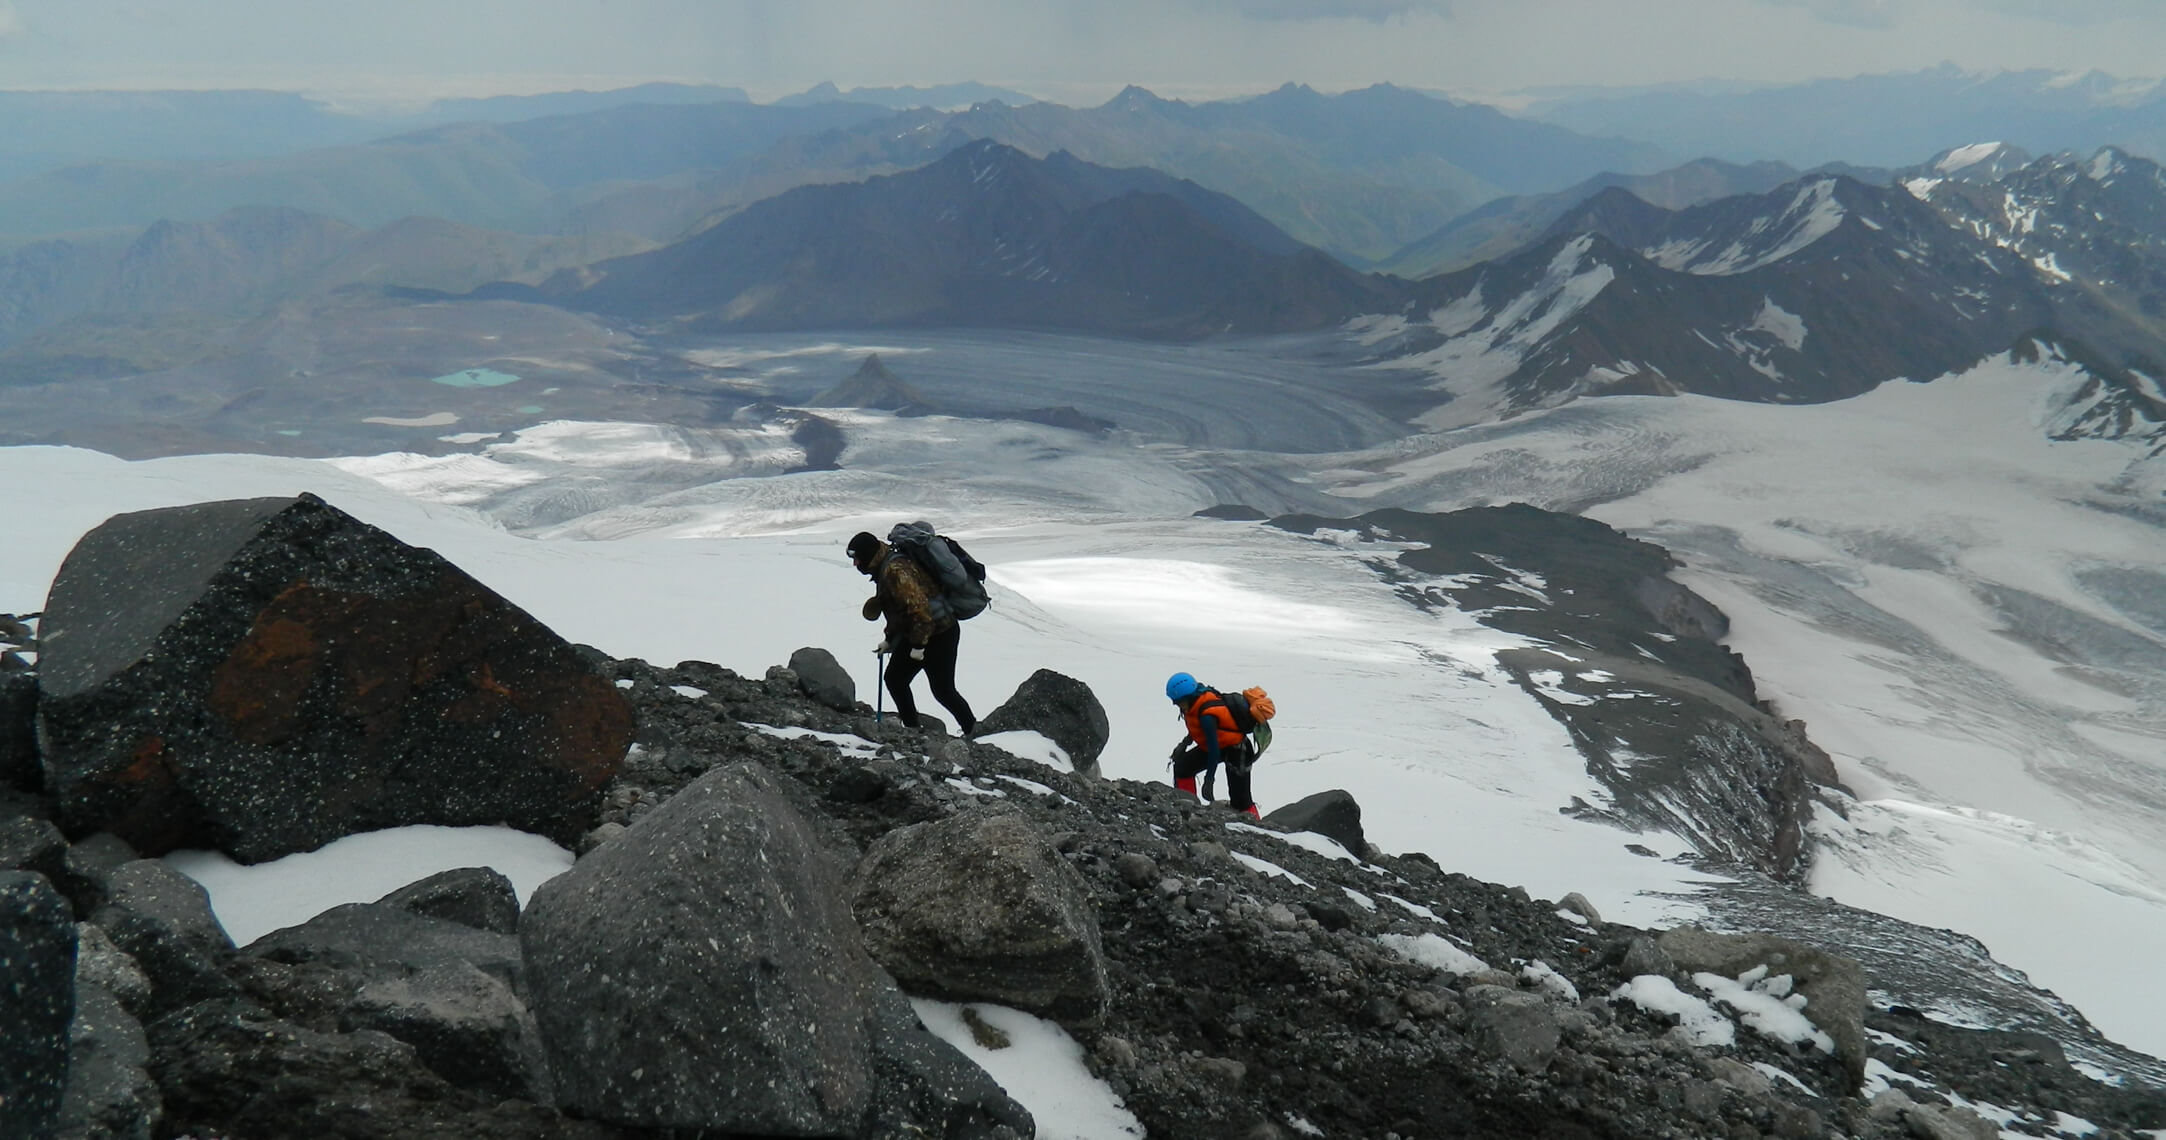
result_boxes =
[874,647,887,724]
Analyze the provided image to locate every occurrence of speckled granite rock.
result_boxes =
[36,493,634,861]
[2,870,77,1138]
[520,761,1029,1138]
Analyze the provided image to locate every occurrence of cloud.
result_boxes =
[0,1,24,38]
[1966,0,2166,23]
[1756,0,1903,29]
[1182,0,1453,22]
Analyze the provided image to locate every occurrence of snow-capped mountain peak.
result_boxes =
[1644,176,1847,276]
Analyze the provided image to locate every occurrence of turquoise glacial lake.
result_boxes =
[430,369,522,388]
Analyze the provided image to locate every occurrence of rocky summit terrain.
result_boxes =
[3,495,2164,1140]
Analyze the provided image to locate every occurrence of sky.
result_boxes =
[0,0,2159,106]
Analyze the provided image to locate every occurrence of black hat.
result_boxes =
[847,532,880,564]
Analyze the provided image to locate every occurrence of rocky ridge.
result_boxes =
[4,493,2166,1138]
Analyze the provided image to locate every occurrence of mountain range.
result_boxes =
[1376,170,2166,428]
[0,83,1668,269]
[0,100,894,238]
[0,206,650,383]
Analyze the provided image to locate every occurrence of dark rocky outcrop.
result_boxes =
[247,902,525,991]
[807,353,931,412]
[375,866,520,935]
[1658,926,1870,1092]
[788,644,859,712]
[521,761,1030,1137]
[2,870,77,1139]
[853,805,1110,1024]
[1263,788,1370,858]
[90,860,239,1018]
[148,996,612,1140]
[243,901,549,1105]
[971,667,1110,772]
[35,493,634,862]
[1275,505,1833,882]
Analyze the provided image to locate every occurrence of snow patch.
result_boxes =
[1613,974,1735,1046]
[911,1000,1146,1139]
[1937,142,2005,174]
[1380,931,1492,975]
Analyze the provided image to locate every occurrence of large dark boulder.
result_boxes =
[1,870,77,1139]
[971,668,1110,772]
[376,867,520,935]
[35,493,634,862]
[521,762,1030,1138]
[245,902,549,1104]
[246,902,525,991]
[788,646,858,712]
[852,805,1110,1024]
[1264,789,1370,859]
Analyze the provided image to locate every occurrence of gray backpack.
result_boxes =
[887,521,990,620]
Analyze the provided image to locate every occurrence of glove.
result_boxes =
[908,647,926,662]
[874,639,892,655]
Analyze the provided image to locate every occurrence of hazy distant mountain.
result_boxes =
[414,83,750,125]
[1376,172,2159,426]
[0,90,385,185]
[558,140,1399,337]
[1376,157,1816,278]
[0,84,761,189]
[0,204,652,356]
[572,83,1666,263]
[1522,66,2166,168]
[1200,83,1666,198]
[0,101,894,238]
[772,81,1038,109]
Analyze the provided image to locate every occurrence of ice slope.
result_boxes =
[1297,354,2166,1058]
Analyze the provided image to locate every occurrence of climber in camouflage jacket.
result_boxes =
[848,532,975,733]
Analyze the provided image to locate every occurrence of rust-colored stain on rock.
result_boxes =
[207,574,631,801]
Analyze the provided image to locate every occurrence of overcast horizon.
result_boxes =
[0,0,2160,110]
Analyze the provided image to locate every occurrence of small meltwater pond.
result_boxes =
[429,368,522,388]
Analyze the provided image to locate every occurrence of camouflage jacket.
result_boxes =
[872,547,953,650]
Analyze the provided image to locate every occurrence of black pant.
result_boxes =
[1174,742,1254,811]
[885,624,974,732]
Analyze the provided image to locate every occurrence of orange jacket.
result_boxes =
[1182,691,1245,751]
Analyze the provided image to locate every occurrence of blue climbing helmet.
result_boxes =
[1165,672,1201,702]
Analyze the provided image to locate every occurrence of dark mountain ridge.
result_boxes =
[557,140,1402,337]
[1382,171,2166,421]
[1918,146,2166,335]
[1377,156,1820,278]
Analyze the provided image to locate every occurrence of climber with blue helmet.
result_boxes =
[1165,671,1261,818]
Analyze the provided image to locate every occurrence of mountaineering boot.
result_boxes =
[1243,804,1260,819]
[1175,776,1198,796]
